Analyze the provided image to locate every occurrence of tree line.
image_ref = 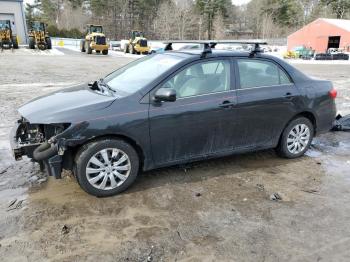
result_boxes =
[25,0,350,40]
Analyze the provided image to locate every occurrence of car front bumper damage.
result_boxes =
[10,118,87,179]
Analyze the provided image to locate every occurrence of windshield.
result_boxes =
[104,54,184,96]
[32,22,44,31]
[0,20,10,30]
[91,26,103,33]
[133,31,144,38]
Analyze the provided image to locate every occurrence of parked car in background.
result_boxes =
[11,41,337,197]
[149,41,166,54]
[109,40,121,51]
[315,51,349,60]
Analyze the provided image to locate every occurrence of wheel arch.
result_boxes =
[292,111,317,133]
[69,134,145,171]
[277,111,317,146]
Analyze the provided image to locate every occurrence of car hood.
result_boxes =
[18,84,117,124]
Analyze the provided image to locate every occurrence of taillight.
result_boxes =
[329,88,337,99]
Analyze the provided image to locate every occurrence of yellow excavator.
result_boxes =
[80,24,108,55]
[0,20,19,50]
[124,30,150,55]
[28,21,51,50]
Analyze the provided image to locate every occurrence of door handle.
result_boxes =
[284,92,294,99]
[219,100,235,108]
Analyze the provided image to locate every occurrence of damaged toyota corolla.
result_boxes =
[11,41,337,197]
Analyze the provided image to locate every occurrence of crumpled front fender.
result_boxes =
[52,121,90,148]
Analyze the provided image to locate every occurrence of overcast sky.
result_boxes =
[24,0,251,6]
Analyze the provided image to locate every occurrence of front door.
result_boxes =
[234,58,299,149]
[149,58,237,166]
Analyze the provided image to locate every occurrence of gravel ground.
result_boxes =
[0,47,350,262]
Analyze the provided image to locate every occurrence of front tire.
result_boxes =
[102,49,108,55]
[75,139,139,197]
[86,41,92,54]
[276,117,314,158]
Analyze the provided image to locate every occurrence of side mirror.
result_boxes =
[154,88,176,102]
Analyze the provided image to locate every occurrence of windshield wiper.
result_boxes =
[98,78,115,93]
[89,79,115,95]
[88,81,101,91]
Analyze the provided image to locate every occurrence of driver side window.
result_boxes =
[162,60,231,98]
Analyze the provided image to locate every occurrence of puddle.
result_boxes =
[323,158,350,176]
[305,148,323,158]
[311,132,350,156]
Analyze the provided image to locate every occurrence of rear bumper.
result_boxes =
[135,45,150,53]
[91,43,108,51]
[315,101,337,135]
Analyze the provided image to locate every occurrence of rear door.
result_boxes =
[148,58,238,166]
[233,58,299,148]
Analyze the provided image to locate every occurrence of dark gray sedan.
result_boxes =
[11,42,337,196]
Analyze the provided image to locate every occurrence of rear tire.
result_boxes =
[124,44,129,53]
[276,117,314,158]
[102,49,108,55]
[75,139,139,197]
[45,37,52,49]
[12,36,18,49]
[130,45,135,54]
[29,37,35,49]
[80,40,86,52]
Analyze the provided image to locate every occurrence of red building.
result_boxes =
[287,18,350,53]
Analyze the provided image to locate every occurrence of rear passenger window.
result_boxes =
[279,68,292,84]
[237,59,291,89]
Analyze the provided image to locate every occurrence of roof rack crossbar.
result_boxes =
[163,40,268,57]
[213,40,267,56]
[163,40,216,58]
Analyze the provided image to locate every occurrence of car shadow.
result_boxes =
[124,149,306,195]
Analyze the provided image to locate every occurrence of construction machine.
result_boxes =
[28,22,52,50]
[80,24,108,55]
[0,20,19,50]
[123,30,150,55]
